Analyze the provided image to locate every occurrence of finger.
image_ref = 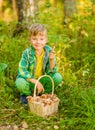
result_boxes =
[50,51,55,54]
[42,88,44,92]
[50,54,55,58]
[38,89,41,94]
[50,52,55,55]
[51,50,55,53]
[38,87,44,92]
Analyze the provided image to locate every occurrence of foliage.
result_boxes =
[0,63,7,85]
[0,1,95,130]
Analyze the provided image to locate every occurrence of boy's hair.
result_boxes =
[29,23,47,36]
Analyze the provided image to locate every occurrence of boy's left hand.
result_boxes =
[49,47,55,60]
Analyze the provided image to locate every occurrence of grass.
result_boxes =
[1,82,95,129]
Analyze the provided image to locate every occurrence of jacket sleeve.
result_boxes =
[17,50,33,79]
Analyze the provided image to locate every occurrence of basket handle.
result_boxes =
[33,75,54,97]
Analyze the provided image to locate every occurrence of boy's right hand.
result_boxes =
[27,78,44,94]
[36,81,44,94]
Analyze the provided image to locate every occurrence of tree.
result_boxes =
[12,0,17,20]
[0,0,3,18]
[91,0,95,15]
[13,0,38,36]
[63,0,77,24]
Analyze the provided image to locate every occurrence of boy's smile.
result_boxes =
[30,34,47,51]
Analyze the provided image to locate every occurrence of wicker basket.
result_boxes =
[27,75,60,117]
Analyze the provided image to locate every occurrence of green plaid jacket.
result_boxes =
[17,45,57,79]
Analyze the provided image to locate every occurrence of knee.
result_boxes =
[15,78,29,92]
[53,73,62,84]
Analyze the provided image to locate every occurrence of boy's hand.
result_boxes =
[49,46,56,69]
[49,46,55,60]
[27,78,44,94]
[37,81,44,94]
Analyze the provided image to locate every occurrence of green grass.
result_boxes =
[1,83,95,129]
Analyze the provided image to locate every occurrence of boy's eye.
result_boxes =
[31,37,45,41]
[40,38,44,40]
[32,38,36,40]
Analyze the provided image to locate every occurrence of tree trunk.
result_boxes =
[91,0,95,15]
[22,0,38,24]
[0,0,3,18]
[12,0,18,20]
[13,0,38,36]
[64,0,77,24]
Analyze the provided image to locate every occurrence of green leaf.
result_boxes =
[0,63,7,72]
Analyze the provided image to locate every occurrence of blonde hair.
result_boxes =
[29,23,47,36]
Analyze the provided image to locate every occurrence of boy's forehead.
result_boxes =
[30,32,47,37]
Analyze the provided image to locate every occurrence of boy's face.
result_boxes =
[30,34,47,51]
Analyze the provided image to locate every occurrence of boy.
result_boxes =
[15,23,62,104]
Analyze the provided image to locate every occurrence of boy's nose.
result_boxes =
[37,39,41,44]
